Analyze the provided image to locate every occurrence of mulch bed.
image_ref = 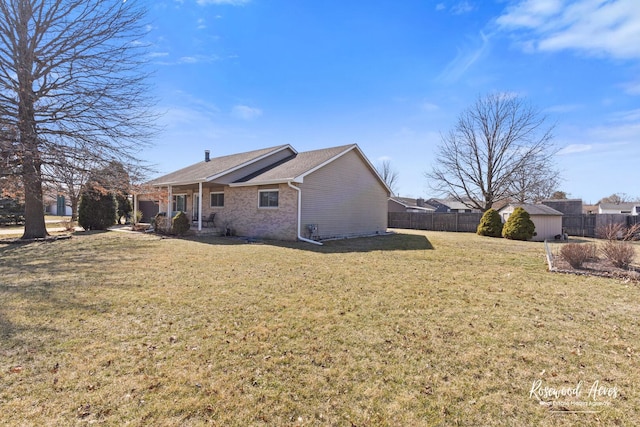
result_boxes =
[552,258,640,282]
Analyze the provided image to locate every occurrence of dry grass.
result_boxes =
[1,230,638,426]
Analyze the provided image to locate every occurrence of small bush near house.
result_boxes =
[171,211,190,235]
[560,242,597,269]
[502,207,535,241]
[78,183,116,230]
[477,208,503,237]
[152,213,169,234]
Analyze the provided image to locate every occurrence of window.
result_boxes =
[259,190,279,208]
[210,192,224,208]
[172,194,186,212]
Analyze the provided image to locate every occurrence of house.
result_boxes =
[43,194,72,216]
[598,203,640,216]
[388,197,435,213]
[499,203,564,242]
[142,144,391,242]
[426,198,481,213]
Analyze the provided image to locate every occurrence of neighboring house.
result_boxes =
[598,203,640,216]
[43,195,72,216]
[388,197,435,213]
[142,144,391,242]
[499,203,564,242]
[426,198,481,213]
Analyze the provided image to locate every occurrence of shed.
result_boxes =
[499,203,564,242]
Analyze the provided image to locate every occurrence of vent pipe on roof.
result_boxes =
[205,150,210,162]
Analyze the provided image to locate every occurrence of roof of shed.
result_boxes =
[500,203,564,216]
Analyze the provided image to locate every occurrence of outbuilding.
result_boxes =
[499,203,564,242]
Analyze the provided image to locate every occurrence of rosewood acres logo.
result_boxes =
[529,379,620,412]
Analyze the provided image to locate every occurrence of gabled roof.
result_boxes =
[389,197,435,211]
[149,145,295,186]
[499,203,563,216]
[428,198,478,211]
[149,143,391,194]
[599,202,638,211]
[232,144,356,186]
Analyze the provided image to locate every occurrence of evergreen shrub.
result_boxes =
[477,208,503,237]
[502,207,535,241]
[171,211,190,235]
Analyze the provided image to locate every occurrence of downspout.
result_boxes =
[287,181,323,245]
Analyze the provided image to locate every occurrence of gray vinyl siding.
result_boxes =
[299,150,388,239]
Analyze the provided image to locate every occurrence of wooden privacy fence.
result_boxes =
[389,212,640,236]
[388,212,483,233]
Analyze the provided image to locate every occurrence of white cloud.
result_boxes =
[197,18,206,30]
[438,31,491,82]
[622,79,640,95]
[544,103,582,114]
[420,102,440,112]
[451,1,475,15]
[435,1,475,15]
[196,0,250,5]
[557,144,592,155]
[231,105,263,120]
[497,0,640,59]
[557,108,640,156]
[155,54,220,65]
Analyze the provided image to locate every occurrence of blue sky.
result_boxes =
[144,0,640,203]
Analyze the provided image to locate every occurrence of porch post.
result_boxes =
[198,181,203,231]
[167,185,173,217]
[133,193,137,225]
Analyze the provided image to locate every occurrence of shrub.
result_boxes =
[116,194,132,224]
[597,223,638,269]
[502,207,535,241]
[597,223,640,241]
[171,211,190,235]
[78,183,116,230]
[477,208,503,237]
[560,243,597,269]
[152,213,169,234]
[600,240,635,269]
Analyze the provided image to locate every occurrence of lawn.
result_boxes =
[0,230,638,426]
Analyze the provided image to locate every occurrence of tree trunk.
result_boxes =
[70,195,79,222]
[17,1,47,239]
[21,158,48,239]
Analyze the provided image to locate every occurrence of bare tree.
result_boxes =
[549,190,568,200]
[597,193,631,205]
[0,0,156,239]
[509,154,561,203]
[42,147,96,221]
[426,93,558,211]
[376,159,399,196]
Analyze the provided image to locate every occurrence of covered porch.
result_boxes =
[156,182,225,232]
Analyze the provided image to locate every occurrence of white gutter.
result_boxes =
[287,181,323,246]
